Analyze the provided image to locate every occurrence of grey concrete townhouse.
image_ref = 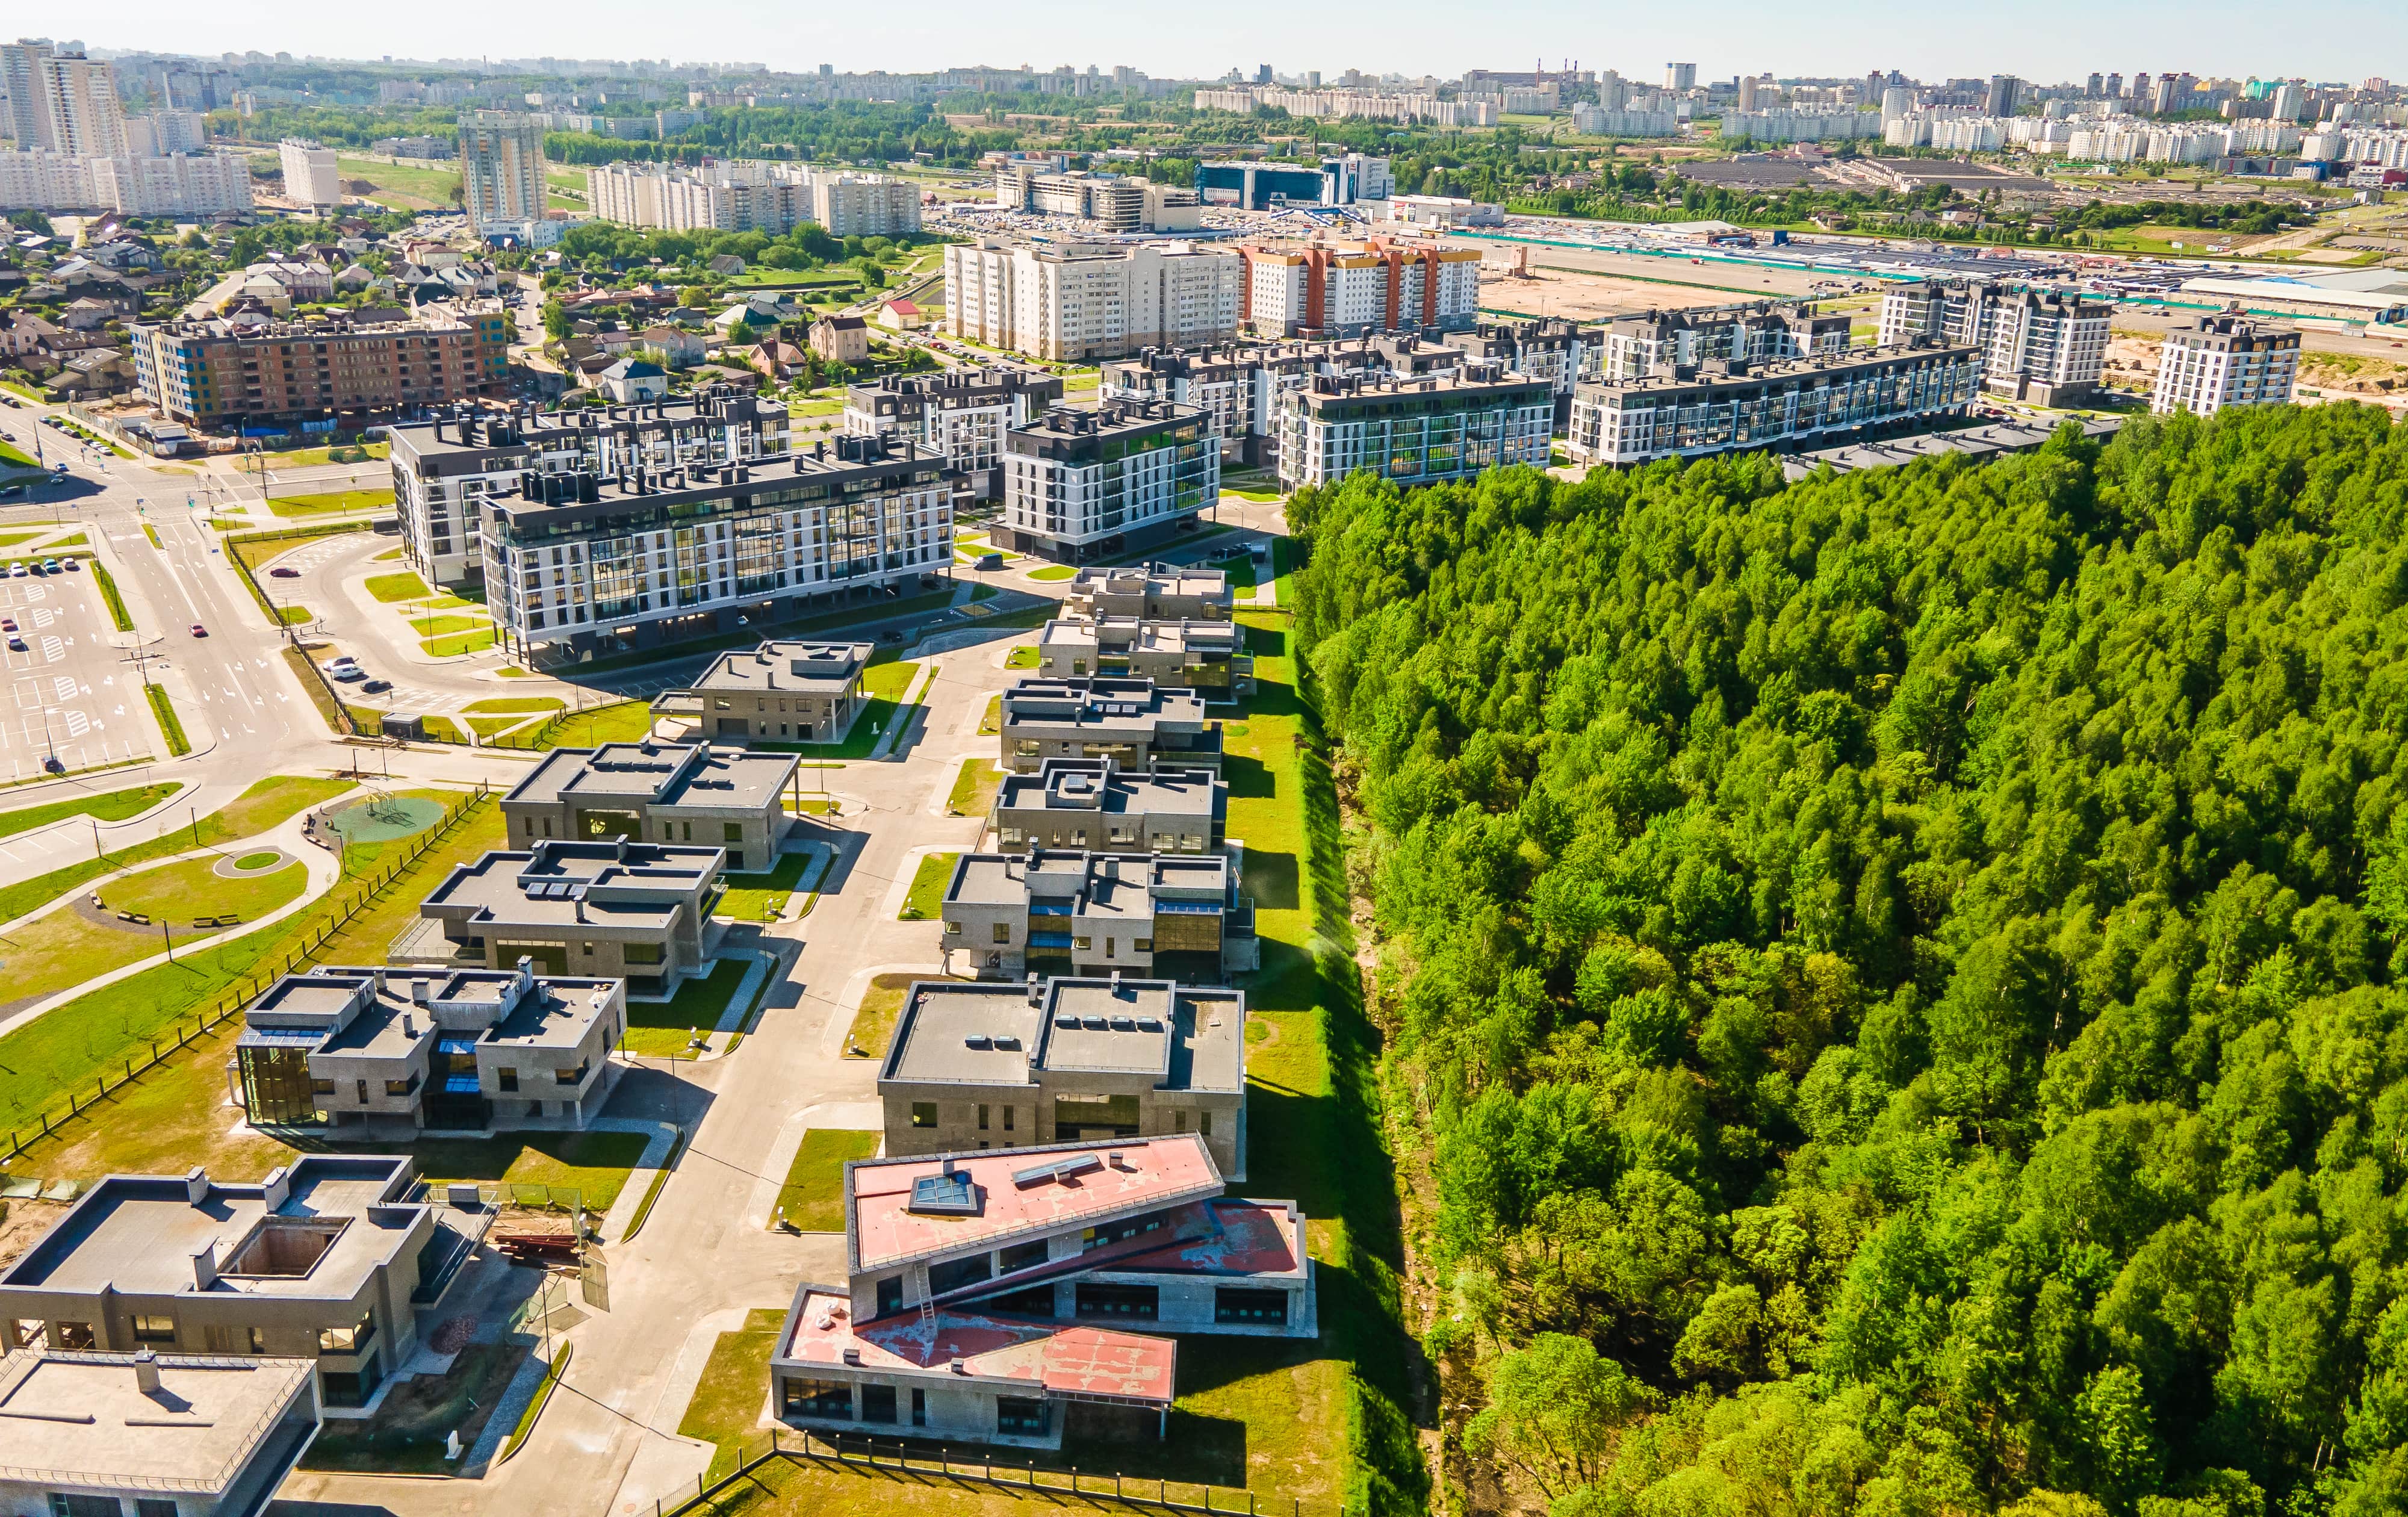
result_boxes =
[998,677,1222,775]
[991,758,1225,855]
[503,740,799,873]
[1063,562,1232,622]
[411,839,727,993]
[1034,615,1252,698]
[658,641,873,745]
[769,1134,1313,1449]
[940,849,1258,979]
[0,1156,447,1415]
[878,976,1247,1179]
[228,964,627,1135]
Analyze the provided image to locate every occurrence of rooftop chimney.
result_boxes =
[184,1166,209,1206]
[403,1013,417,1038]
[411,978,431,1006]
[261,1165,291,1214]
[134,1349,161,1396]
[190,1241,219,1291]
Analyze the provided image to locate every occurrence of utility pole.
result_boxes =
[163,919,175,963]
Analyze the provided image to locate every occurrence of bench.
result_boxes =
[116,911,150,925]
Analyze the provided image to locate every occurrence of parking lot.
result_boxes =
[0,566,155,793]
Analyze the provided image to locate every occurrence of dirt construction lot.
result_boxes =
[1473,244,1835,322]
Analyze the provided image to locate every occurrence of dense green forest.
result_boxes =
[1288,406,2408,1517]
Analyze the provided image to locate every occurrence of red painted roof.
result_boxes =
[784,1289,1174,1405]
[849,1136,1223,1271]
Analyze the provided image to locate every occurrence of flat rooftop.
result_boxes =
[1037,616,1244,658]
[421,842,722,930]
[509,741,797,813]
[687,641,872,696]
[885,978,1243,1092]
[995,761,1222,825]
[0,1350,316,1492]
[849,1135,1224,1271]
[1000,678,1212,734]
[783,1289,1174,1405]
[0,1157,418,1300]
[1069,563,1229,605]
[885,983,1046,1085]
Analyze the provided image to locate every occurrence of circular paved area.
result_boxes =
[325,795,445,845]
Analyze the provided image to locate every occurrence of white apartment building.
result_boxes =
[999,402,1218,560]
[1603,302,1851,380]
[588,161,919,237]
[1880,280,2109,405]
[1719,108,1876,143]
[1571,105,1680,137]
[1567,343,1984,466]
[125,108,205,156]
[944,239,1241,362]
[1235,240,1483,338]
[280,138,342,208]
[0,147,252,215]
[843,367,1064,497]
[459,111,546,232]
[1275,367,1554,491]
[33,50,124,157]
[2152,316,2301,417]
[1192,86,1492,127]
[810,171,920,237]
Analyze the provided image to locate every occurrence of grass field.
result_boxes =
[0,781,179,842]
[270,488,396,518]
[336,154,459,211]
[421,627,497,657]
[680,1309,790,1483]
[0,855,308,1013]
[145,683,190,756]
[1004,645,1039,669]
[261,441,389,468]
[1026,564,1077,582]
[843,972,948,1061]
[768,1129,879,1232]
[945,759,1003,819]
[363,571,432,603]
[622,958,754,1057]
[399,1129,651,1210]
[718,850,816,923]
[897,851,957,921]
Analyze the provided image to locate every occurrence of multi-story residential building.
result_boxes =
[0,1156,443,1413]
[1235,239,1483,338]
[387,389,792,585]
[1566,341,1984,465]
[588,160,921,237]
[768,1135,1312,1448]
[1878,280,2110,405]
[0,1345,320,1517]
[125,107,205,156]
[999,677,1223,774]
[1100,335,1468,467]
[943,239,1242,362]
[503,740,800,874]
[843,368,1064,499]
[0,43,125,157]
[0,145,252,215]
[992,758,1226,855]
[1444,316,1608,420]
[473,430,954,659]
[279,137,341,207]
[1570,105,1681,136]
[229,963,627,1135]
[412,839,727,993]
[1718,108,1878,143]
[662,639,874,745]
[2151,315,2301,417]
[1034,615,1251,696]
[1274,365,1555,491]
[126,307,509,433]
[458,111,546,232]
[1602,302,1851,380]
[998,402,1217,561]
[996,167,1201,232]
[810,171,922,237]
[1063,563,1233,622]
[878,978,1247,1177]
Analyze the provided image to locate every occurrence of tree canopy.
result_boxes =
[1289,405,2408,1517]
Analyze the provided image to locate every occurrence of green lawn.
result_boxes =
[335,154,459,211]
[679,1308,789,1483]
[898,851,957,920]
[862,657,919,701]
[621,958,754,1057]
[108,853,306,924]
[717,849,815,923]
[262,441,389,468]
[1005,645,1040,669]
[146,683,190,756]
[421,627,497,657]
[768,1129,879,1232]
[946,759,1003,818]
[394,1129,652,1211]
[979,694,1002,735]
[406,612,488,637]
[0,440,36,470]
[0,782,179,842]
[1026,563,1078,582]
[507,699,656,750]
[463,696,565,715]
[363,571,432,603]
[0,855,309,1013]
[842,972,932,1061]
[269,488,396,518]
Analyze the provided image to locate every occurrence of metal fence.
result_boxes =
[0,786,492,1167]
[648,1429,1342,1517]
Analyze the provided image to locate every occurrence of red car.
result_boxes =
[190,623,207,637]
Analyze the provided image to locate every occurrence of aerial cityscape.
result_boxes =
[0,25,2405,1517]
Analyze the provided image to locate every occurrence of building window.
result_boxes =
[1002,1105,1014,1131]
[992,922,1010,944]
[356,1079,368,1104]
[725,822,743,842]
[682,822,692,841]
[910,1102,937,1129]
[556,1060,591,1087]
[945,920,961,936]
[129,1314,177,1344]
[49,1495,125,1517]
[1201,1111,1212,1137]
[1076,1283,1160,1320]
[1134,937,1153,952]
[1073,936,1091,952]
[876,1276,904,1317]
[1216,1288,1289,1326]
[383,1074,420,1097]
[137,1500,182,1517]
[783,1377,854,1419]
[911,1388,927,1427]
[498,1067,519,1093]
[996,1397,1049,1436]
[53,1321,95,1350]
[319,1311,375,1355]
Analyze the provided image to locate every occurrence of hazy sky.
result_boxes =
[82,0,2401,87]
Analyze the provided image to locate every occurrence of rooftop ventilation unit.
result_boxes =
[1012,1152,1104,1188]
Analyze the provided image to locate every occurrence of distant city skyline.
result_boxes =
[67,0,2404,89]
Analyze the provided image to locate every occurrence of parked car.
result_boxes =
[330,665,367,682]
[362,678,391,693]
[27,561,44,575]
[5,636,23,651]
[43,559,61,574]
[190,623,206,637]
[62,558,78,571]
[1,617,15,631]
[8,564,23,577]
[269,566,301,579]
[0,485,22,500]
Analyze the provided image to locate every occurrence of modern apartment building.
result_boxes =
[1100,335,1469,466]
[1274,365,1555,491]
[2151,315,2301,417]
[994,167,1201,232]
[1878,280,2109,405]
[1566,341,1984,465]
[663,639,874,745]
[0,1156,441,1413]
[0,43,125,157]
[878,978,1247,1177]
[503,740,799,873]
[1034,615,1251,697]
[1444,316,1609,420]
[842,367,1064,498]
[769,1135,1312,1449]
[0,146,253,214]
[998,677,1223,774]
[998,402,1217,560]
[412,840,727,993]
[1063,563,1233,622]
[279,137,341,207]
[809,170,922,237]
[1601,302,1852,381]
[229,963,627,1135]
[0,1347,320,1517]
[992,758,1227,855]
[587,160,921,237]
[1235,239,1483,338]
[126,308,509,432]
[943,239,1241,361]
[458,111,546,232]
[387,389,792,585]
